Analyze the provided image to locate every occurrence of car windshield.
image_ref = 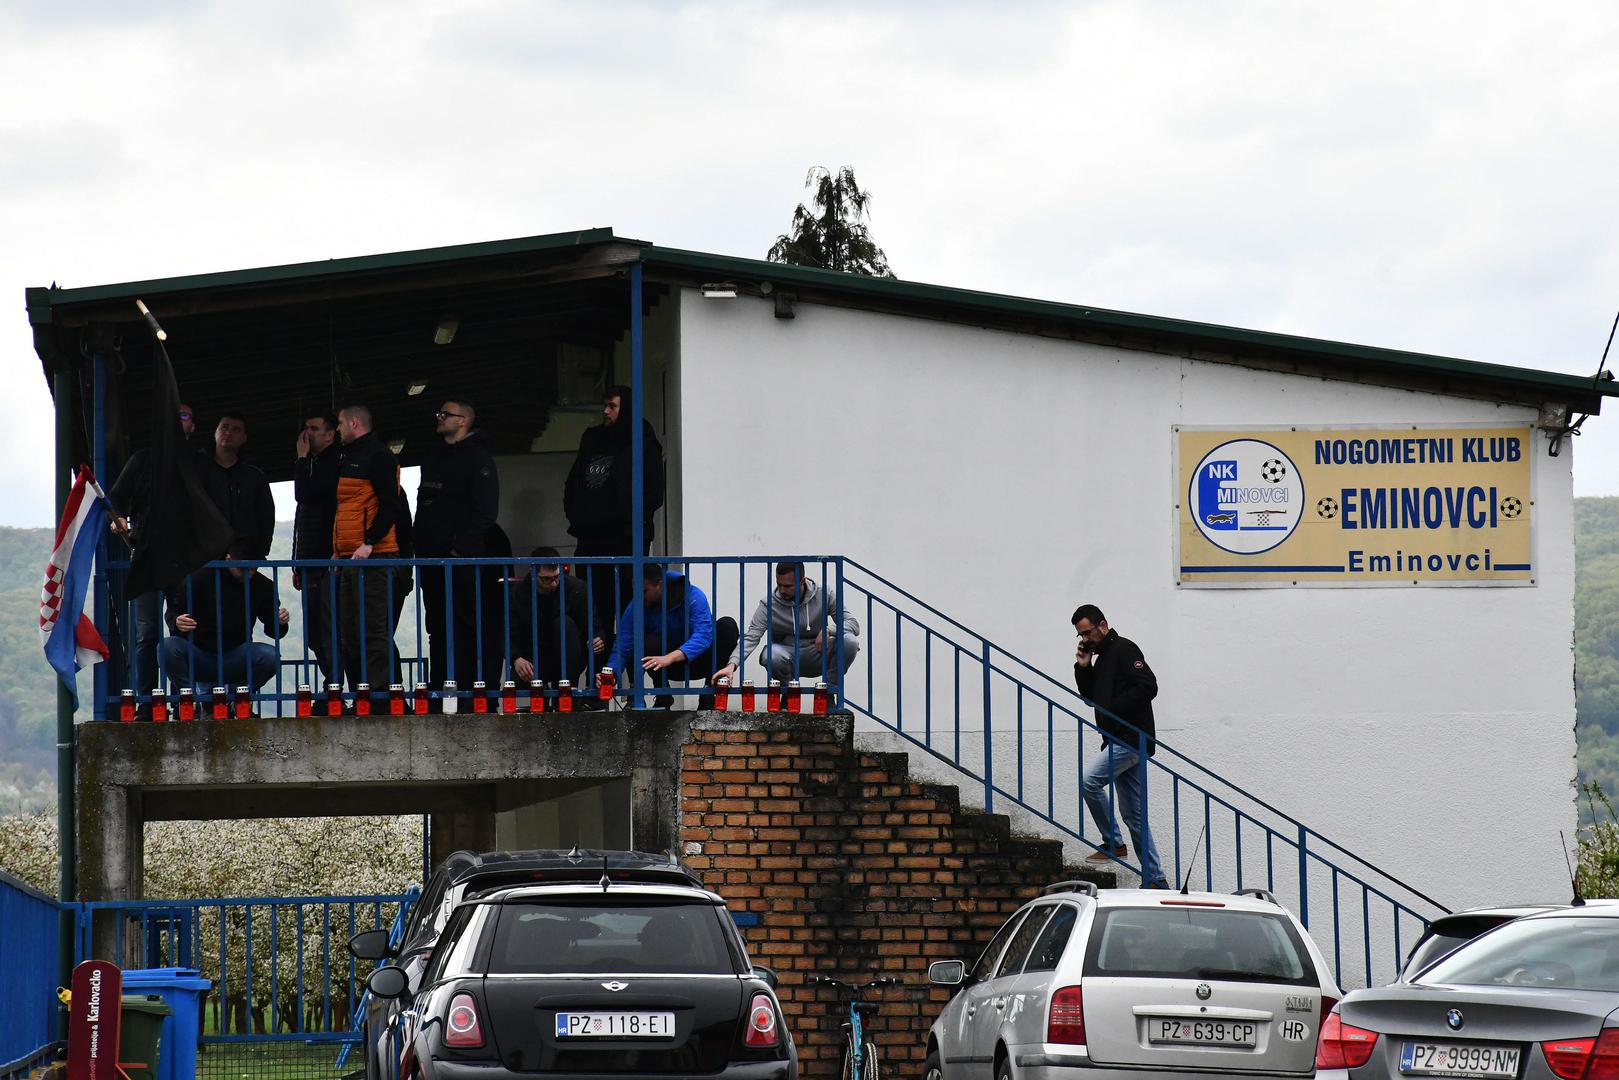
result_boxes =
[1420,916,1619,991]
[1084,906,1315,985]
[487,899,737,975]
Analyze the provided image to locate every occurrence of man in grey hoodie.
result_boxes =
[713,561,861,686]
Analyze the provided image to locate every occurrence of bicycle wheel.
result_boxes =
[839,1038,857,1080]
[860,1042,880,1080]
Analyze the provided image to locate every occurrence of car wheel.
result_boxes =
[923,1048,942,1080]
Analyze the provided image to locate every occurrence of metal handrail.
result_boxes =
[841,558,1447,986]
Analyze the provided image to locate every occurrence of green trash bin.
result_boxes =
[119,994,172,1080]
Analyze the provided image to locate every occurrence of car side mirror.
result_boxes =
[366,965,412,1000]
[928,960,966,986]
[752,965,779,990]
[348,928,396,961]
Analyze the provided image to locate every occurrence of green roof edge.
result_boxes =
[30,227,624,310]
[641,245,1617,401]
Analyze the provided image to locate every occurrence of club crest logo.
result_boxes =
[1188,439,1305,555]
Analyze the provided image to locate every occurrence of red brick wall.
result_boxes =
[680,715,1079,1079]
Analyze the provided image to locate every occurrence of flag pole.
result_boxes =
[54,352,77,1025]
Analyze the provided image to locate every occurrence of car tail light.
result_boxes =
[744,992,779,1047]
[1544,1029,1619,1080]
[1319,995,1338,1030]
[1315,1011,1378,1070]
[446,992,484,1047]
[1047,986,1085,1044]
[1543,1036,1597,1079]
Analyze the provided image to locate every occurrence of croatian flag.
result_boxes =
[40,467,111,703]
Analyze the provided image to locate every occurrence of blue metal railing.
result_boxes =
[839,559,1448,988]
[0,871,61,1079]
[72,893,412,1037]
[87,549,1447,985]
[95,555,859,719]
[335,884,420,1072]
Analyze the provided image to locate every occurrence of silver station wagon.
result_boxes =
[924,882,1340,1080]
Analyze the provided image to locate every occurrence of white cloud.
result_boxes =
[3,0,1617,528]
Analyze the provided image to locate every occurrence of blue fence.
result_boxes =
[96,555,857,719]
[72,892,412,1078]
[86,550,1448,987]
[0,870,61,1080]
[839,559,1449,988]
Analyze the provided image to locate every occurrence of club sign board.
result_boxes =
[1174,424,1535,587]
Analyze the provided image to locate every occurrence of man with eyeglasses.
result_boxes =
[416,399,501,692]
[711,561,861,688]
[1072,604,1169,889]
[508,547,608,696]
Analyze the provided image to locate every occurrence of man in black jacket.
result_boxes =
[1073,604,1169,888]
[160,537,290,697]
[197,412,275,559]
[563,385,664,639]
[293,411,342,688]
[108,401,198,703]
[416,398,500,690]
[508,547,608,691]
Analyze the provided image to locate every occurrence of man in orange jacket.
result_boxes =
[334,404,403,706]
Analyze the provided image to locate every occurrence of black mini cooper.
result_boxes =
[365,865,795,1080]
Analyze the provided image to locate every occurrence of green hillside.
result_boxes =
[0,501,1617,813]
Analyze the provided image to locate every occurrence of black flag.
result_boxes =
[124,343,233,595]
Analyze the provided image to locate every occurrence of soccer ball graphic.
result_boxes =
[1260,459,1287,484]
[1316,497,1338,519]
[1501,496,1523,519]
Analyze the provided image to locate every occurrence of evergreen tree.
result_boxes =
[768,166,894,277]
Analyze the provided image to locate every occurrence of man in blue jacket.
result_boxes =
[604,564,739,708]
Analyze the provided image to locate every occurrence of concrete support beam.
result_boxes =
[75,711,690,960]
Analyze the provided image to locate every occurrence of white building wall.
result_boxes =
[675,289,1577,918]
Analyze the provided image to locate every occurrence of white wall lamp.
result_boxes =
[406,381,429,396]
[700,283,738,299]
[434,315,460,345]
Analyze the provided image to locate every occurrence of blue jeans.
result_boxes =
[159,638,278,696]
[132,590,162,694]
[1083,742,1167,886]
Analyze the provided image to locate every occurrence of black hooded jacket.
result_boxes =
[563,419,665,542]
[415,430,500,557]
[1073,628,1158,755]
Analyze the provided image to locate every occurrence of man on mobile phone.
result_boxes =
[1072,604,1169,888]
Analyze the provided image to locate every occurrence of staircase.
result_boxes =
[836,559,1448,989]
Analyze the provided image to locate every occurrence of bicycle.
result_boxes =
[810,974,902,1080]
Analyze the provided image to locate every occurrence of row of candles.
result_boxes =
[118,667,831,721]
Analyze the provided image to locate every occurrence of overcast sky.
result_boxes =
[3,1,1617,528]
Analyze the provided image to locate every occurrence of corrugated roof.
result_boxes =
[26,226,1616,412]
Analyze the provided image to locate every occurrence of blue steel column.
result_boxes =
[92,353,109,720]
[629,263,646,707]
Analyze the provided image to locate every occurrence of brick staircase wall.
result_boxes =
[680,713,1111,1079]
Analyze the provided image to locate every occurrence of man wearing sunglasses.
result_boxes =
[416,399,501,692]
